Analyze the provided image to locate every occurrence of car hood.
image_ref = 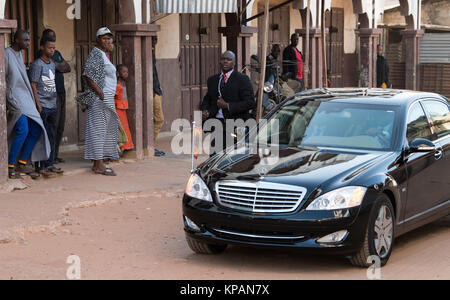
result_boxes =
[199,146,393,196]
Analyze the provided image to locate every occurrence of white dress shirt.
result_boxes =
[216,69,234,119]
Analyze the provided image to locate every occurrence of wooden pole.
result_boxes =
[321,0,328,88]
[256,0,270,122]
[304,0,310,90]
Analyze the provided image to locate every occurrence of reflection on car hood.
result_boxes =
[200,146,393,194]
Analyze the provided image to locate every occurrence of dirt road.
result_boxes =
[0,135,449,280]
[0,183,448,280]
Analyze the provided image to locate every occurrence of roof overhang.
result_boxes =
[155,0,238,14]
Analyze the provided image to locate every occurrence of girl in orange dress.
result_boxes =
[115,65,134,151]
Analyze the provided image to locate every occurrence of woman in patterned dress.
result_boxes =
[81,27,119,176]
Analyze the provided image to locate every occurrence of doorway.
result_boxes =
[74,0,120,143]
[257,4,290,70]
[326,7,344,87]
[180,13,222,122]
[4,0,43,66]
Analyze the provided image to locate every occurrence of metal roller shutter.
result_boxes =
[420,33,450,63]
[155,0,237,14]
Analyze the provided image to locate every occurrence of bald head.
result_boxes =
[220,51,236,73]
[13,29,30,51]
[291,33,299,47]
[14,29,28,43]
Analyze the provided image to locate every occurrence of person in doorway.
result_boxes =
[266,44,281,82]
[78,27,119,176]
[201,51,256,156]
[152,35,166,157]
[283,33,304,92]
[5,29,51,180]
[115,64,134,152]
[377,44,390,88]
[38,29,71,165]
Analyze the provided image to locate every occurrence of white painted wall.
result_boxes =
[134,0,142,23]
[294,0,332,27]
[331,0,358,54]
[0,0,4,19]
[155,13,179,59]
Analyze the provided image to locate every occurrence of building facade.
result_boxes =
[382,0,450,98]
[0,0,425,184]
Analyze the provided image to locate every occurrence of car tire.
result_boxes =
[186,235,228,255]
[349,194,395,268]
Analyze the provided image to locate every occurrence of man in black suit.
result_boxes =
[377,44,390,88]
[283,33,304,92]
[201,51,256,155]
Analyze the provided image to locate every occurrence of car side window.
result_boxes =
[422,100,450,139]
[406,102,433,143]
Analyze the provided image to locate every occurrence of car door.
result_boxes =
[404,101,440,221]
[421,99,450,208]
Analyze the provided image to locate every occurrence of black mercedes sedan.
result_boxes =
[183,89,450,267]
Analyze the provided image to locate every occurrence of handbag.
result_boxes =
[75,90,96,109]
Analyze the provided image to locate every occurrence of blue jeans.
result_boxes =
[8,115,42,166]
[36,108,57,169]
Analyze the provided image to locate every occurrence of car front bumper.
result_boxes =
[183,194,374,255]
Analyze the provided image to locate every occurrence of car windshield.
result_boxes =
[257,100,399,151]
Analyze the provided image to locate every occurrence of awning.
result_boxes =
[155,0,238,14]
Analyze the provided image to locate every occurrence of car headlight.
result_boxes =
[306,186,367,210]
[185,173,213,202]
[263,82,274,93]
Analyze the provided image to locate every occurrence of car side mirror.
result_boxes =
[408,138,436,153]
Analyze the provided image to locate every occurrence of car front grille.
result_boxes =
[215,180,307,213]
[210,228,306,244]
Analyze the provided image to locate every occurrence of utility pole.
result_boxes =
[256,0,270,122]
[321,0,327,88]
[304,0,310,90]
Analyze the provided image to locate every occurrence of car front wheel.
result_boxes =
[186,235,228,255]
[349,194,395,268]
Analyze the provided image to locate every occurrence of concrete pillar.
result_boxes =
[297,28,328,89]
[219,25,257,75]
[0,19,17,184]
[111,24,160,159]
[401,29,424,90]
[356,28,382,88]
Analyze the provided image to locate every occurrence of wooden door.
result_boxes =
[326,8,344,87]
[4,0,42,66]
[180,14,221,122]
[257,5,290,69]
[75,0,120,143]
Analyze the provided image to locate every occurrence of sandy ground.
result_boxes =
[0,137,449,280]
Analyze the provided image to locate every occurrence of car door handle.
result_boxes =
[434,149,443,160]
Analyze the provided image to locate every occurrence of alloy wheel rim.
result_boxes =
[373,205,394,259]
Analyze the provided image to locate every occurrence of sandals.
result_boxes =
[48,166,64,174]
[39,168,59,179]
[8,169,23,180]
[28,172,41,180]
[92,167,117,177]
[13,165,41,180]
[16,164,35,175]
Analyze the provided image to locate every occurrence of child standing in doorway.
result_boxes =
[115,65,134,152]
